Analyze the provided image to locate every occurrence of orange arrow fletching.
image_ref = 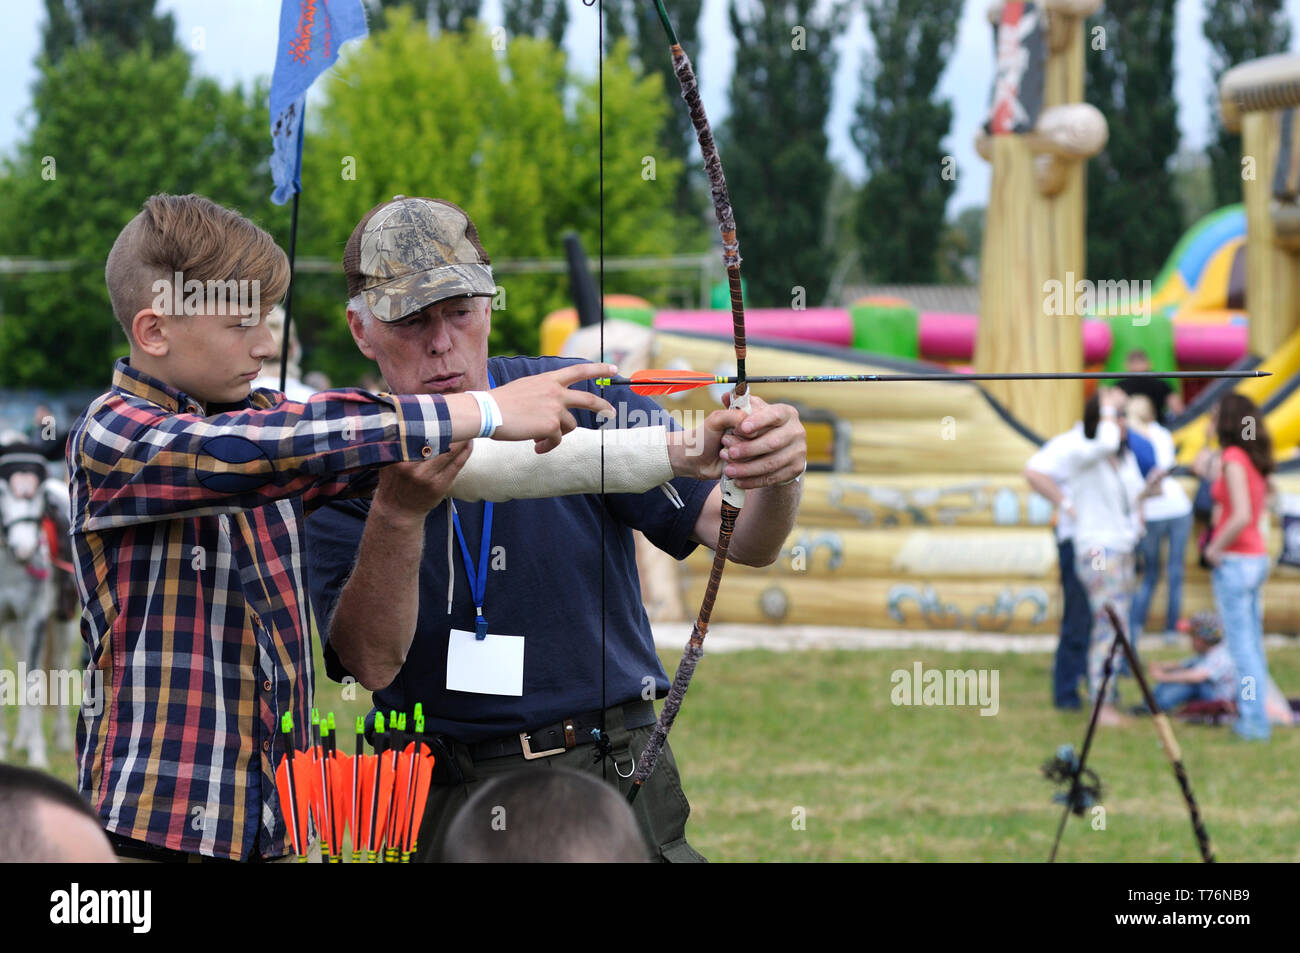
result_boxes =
[406,743,436,860]
[328,751,352,858]
[625,369,716,395]
[274,749,313,859]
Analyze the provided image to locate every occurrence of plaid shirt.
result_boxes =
[67,359,452,859]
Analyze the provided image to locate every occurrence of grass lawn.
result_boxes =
[670,644,1300,862]
[10,638,1300,862]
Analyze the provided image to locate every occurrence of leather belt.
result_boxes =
[468,700,657,762]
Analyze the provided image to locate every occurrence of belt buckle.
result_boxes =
[519,720,573,760]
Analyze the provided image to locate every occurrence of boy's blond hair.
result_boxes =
[105,194,290,342]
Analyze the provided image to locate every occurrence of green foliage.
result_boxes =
[432,0,483,33]
[1084,1,1182,283]
[41,0,176,67]
[1170,149,1216,231]
[297,12,695,385]
[502,0,568,46]
[936,206,983,286]
[0,43,285,390]
[1202,0,1292,209]
[603,0,705,221]
[369,0,482,33]
[724,0,845,307]
[853,0,961,284]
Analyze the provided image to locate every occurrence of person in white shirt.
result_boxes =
[1024,424,1092,710]
[1066,387,1145,725]
[1124,394,1193,644]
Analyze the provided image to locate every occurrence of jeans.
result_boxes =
[1054,538,1092,708]
[1152,680,1217,713]
[1130,513,1192,638]
[1211,554,1272,740]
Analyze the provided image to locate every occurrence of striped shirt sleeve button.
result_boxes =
[262,680,272,692]
[421,444,433,458]
[262,739,270,751]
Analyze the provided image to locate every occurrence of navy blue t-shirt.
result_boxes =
[305,355,715,742]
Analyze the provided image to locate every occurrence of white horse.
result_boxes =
[0,468,78,768]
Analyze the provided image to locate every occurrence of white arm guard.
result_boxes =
[448,426,677,502]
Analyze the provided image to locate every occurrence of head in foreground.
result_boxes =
[0,763,116,862]
[443,767,650,863]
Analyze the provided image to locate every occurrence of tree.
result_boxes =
[297,11,696,384]
[723,0,845,307]
[852,0,961,284]
[1203,0,1292,208]
[0,44,282,389]
[601,0,705,222]
[1170,148,1215,229]
[41,0,175,66]
[371,0,482,33]
[503,0,568,47]
[936,205,983,285]
[1084,0,1182,283]
[432,0,483,33]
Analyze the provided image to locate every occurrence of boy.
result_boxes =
[68,193,612,861]
[1147,612,1237,712]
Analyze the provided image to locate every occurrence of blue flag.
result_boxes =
[269,0,368,205]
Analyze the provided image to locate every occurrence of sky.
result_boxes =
[1,0,1297,216]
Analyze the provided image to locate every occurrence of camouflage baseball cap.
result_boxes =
[343,196,495,323]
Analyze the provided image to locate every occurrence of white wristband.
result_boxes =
[468,391,503,438]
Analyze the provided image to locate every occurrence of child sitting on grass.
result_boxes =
[1148,611,1293,726]
[1148,611,1237,712]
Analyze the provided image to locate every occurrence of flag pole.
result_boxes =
[279,189,300,394]
[279,99,305,395]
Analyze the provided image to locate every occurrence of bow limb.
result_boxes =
[628,0,748,802]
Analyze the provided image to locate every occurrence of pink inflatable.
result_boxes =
[1174,322,1248,366]
[652,307,1245,367]
[918,311,1114,364]
[917,312,975,360]
[1081,321,1113,365]
[654,308,852,346]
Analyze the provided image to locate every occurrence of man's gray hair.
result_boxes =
[347,294,374,326]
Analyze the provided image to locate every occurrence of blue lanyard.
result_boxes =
[452,370,495,640]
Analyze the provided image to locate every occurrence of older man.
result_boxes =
[306,197,806,862]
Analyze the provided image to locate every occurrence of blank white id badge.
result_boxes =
[446,628,524,696]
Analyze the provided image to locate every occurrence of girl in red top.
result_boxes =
[1203,394,1274,740]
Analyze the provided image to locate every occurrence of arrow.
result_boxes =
[597,368,1270,396]
[274,712,312,862]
